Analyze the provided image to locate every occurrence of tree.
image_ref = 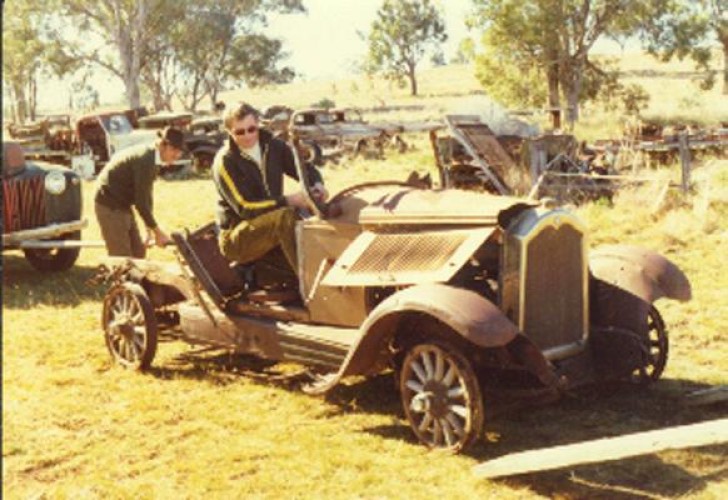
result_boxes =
[51,0,303,110]
[365,0,447,96]
[633,1,726,94]
[2,1,75,122]
[470,0,654,125]
[151,0,303,111]
[54,0,183,109]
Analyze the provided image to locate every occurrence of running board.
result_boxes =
[277,323,358,369]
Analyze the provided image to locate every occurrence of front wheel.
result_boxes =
[102,282,158,370]
[399,341,484,453]
[23,231,81,272]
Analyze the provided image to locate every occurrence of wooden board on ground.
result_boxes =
[473,418,728,479]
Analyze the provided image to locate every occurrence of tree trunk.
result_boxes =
[13,82,27,124]
[408,61,418,96]
[113,0,145,108]
[722,38,728,95]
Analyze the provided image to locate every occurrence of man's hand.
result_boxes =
[147,227,172,247]
[285,191,309,209]
[311,182,328,202]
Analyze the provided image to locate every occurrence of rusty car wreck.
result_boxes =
[98,142,691,452]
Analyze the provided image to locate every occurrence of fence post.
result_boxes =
[530,141,545,186]
[678,133,690,193]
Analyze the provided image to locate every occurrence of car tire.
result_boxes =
[399,340,484,453]
[102,282,158,370]
[23,231,81,272]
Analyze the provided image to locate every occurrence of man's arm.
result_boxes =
[214,154,287,220]
[133,158,158,230]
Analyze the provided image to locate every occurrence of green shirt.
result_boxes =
[94,144,159,229]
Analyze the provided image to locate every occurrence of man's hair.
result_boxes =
[224,102,260,130]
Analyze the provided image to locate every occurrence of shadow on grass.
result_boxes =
[2,254,107,309]
[141,346,727,498]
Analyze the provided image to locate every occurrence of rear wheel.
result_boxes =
[631,305,668,384]
[399,341,484,452]
[102,282,158,370]
[23,231,81,272]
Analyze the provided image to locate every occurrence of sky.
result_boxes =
[265,0,473,81]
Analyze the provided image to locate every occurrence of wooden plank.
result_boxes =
[473,418,728,479]
[684,386,728,407]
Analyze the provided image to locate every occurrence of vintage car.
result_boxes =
[98,142,691,452]
[6,115,77,166]
[75,111,158,175]
[137,112,224,171]
[2,142,86,271]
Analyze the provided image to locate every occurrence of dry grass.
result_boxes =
[4,56,728,498]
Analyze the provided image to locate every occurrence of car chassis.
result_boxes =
[98,143,691,452]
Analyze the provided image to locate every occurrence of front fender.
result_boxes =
[304,284,518,395]
[589,245,691,303]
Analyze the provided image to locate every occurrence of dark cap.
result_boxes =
[157,126,187,152]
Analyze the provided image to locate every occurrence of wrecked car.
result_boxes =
[98,141,691,452]
[3,142,86,271]
[137,112,223,171]
[75,111,157,175]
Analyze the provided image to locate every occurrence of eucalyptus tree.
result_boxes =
[365,0,447,96]
[3,0,79,122]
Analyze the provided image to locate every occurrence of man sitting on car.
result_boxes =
[212,101,327,281]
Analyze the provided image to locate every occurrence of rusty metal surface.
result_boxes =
[590,245,692,303]
[322,228,494,287]
[305,284,519,395]
[330,184,536,226]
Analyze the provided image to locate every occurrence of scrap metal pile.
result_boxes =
[431,115,728,206]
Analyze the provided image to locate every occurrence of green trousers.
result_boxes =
[95,201,146,258]
[219,207,298,274]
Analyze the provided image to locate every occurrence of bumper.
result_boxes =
[3,219,88,248]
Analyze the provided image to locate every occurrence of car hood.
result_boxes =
[331,185,535,226]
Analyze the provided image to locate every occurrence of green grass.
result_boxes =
[4,58,728,498]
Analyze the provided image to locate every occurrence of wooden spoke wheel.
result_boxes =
[102,283,158,370]
[399,341,484,453]
[632,305,668,384]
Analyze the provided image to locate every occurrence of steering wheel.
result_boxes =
[326,180,417,207]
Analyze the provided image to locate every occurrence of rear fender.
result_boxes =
[304,284,518,395]
[590,245,690,333]
[590,245,691,303]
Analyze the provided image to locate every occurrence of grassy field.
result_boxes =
[3,139,727,498]
[4,53,728,498]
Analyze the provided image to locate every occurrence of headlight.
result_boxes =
[45,171,67,195]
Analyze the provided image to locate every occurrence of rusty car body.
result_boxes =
[99,142,691,452]
[6,115,78,166]
[75,111,158,174]
[136,112,223,171]
[3,142,86,271]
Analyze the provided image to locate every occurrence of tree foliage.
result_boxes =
[632,0,726,93]
[365,0,447,96]
[470,0,653,125]
[3,0,304,113]
[3,0,80,122]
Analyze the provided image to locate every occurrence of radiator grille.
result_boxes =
[523,224,585,351]
[348,233,467,274]
[3,175,46,232]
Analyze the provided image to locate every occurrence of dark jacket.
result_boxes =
[212,129,323,229]
[94,144,159,229]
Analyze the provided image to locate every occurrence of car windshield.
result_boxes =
[100,115,134,135]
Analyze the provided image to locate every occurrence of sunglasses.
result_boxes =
[232,125,258,136]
